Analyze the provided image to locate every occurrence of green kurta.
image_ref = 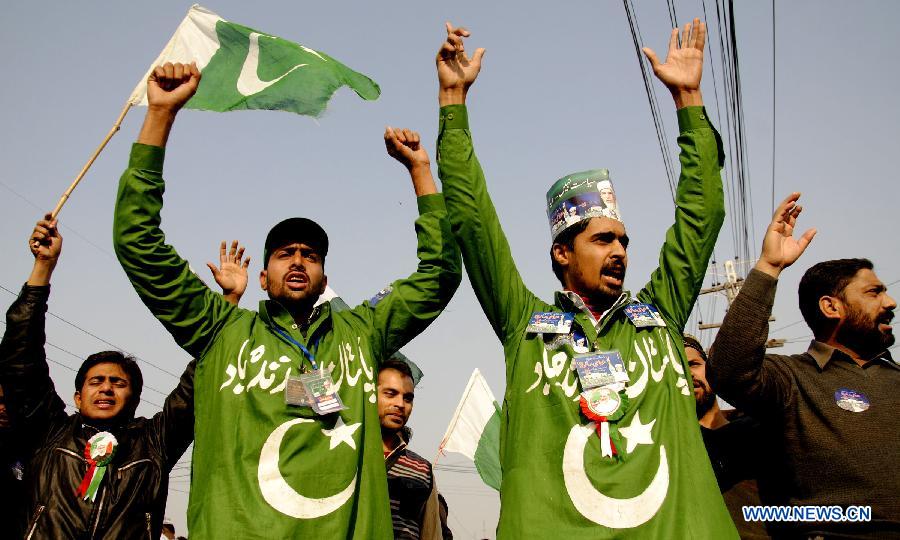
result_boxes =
[437,105,737,538]
[113,144,461,539]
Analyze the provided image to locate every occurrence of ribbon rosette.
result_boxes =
[580,387,628,459]
[76,432,118,502]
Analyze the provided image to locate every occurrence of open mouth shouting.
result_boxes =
[94,398,117,410]
[602,264,626,288]
[285,271,309,291]
[878,311,895,334]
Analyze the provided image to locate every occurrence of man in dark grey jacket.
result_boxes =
[0,216,248,538]
[708,193,900,538]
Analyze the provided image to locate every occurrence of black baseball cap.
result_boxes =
[263,218,329,268]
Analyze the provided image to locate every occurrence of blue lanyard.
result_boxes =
[273,327,319,371]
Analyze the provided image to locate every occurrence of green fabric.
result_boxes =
[437,104,737,538]
[329,295,424,386]
[545,168,620,240]
[187,20,380,116]
[473,402,502,491]
[113,143,460,538]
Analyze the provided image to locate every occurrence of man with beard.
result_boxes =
[685,336,767,539]
[435,19,737,537]
[709,193,900,538]
[114,63,460,538]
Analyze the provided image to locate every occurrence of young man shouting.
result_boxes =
[435,19,736,538]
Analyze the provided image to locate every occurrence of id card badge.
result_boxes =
[573,351,629,390]
[526,311,575,334]
[623,303,667,328]
[285,375,312,406]
[301,371,347,415]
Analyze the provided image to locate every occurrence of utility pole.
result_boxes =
[696,258,782,349]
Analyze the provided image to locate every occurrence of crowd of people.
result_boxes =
[1,17,897,540]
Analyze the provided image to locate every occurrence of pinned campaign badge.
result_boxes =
[77,432,118,502]
[581,386,622,417]
[834,388,870,413]
[571,329,590,354]
[369,285,393,307]
[579,386,628,458]
[573,351,629,390]
[526,311,574,334]
[623,303,666,328]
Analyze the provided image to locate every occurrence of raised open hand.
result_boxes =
[756,192,817,277]
[436,22,485,105]
[207,240,251,304]
[642,18,705,107]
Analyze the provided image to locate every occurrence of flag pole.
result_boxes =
[49,100,133,219]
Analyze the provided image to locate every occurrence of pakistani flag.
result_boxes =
[129,4,380,116]
[439,369,502,491]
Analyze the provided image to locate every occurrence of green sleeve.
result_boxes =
[354,193,461,361]
[641,107,725,329]
[437,105,541,345]
[113,143,238,359]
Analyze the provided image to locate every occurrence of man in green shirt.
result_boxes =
[435,20,737,537]
[113,63,461,538]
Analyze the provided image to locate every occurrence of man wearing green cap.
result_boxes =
[113,62,461,538]
[435,19,736,538]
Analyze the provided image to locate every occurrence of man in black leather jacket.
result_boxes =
[0,215,249,538]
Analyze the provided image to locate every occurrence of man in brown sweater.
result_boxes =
[709,192,900,538]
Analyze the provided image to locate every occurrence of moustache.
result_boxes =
[602,262,626,279]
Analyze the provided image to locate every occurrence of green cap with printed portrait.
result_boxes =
[546,169,622,240]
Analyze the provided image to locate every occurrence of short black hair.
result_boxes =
[798,258,874,337]
[263,217,329,269]
[682,334,707,362]
[379,358,414,381]
[75,351,143,412]
[550,219,592,286]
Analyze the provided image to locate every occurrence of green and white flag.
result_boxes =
[439,369,502,491]
[129,4,380,116]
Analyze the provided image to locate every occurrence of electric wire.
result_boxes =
[771,0,777,215]
[0,179,116,260]
[0,320,166,409]
[0,283,182,380]
[623,0,678,202]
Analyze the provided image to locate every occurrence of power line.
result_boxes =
[622,0,678,202]
[666,0,679,30]
[0,283,182,380]
[709,0,755,268]
[0,179,115,261]
[0,320,166,409]
[700,0,739,264]
[771,0,777,215]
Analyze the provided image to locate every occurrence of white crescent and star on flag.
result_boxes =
[257,416,361,520]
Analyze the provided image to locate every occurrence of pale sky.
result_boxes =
[2,1,899,537]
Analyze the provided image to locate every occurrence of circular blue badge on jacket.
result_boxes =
[834,388,870,412]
